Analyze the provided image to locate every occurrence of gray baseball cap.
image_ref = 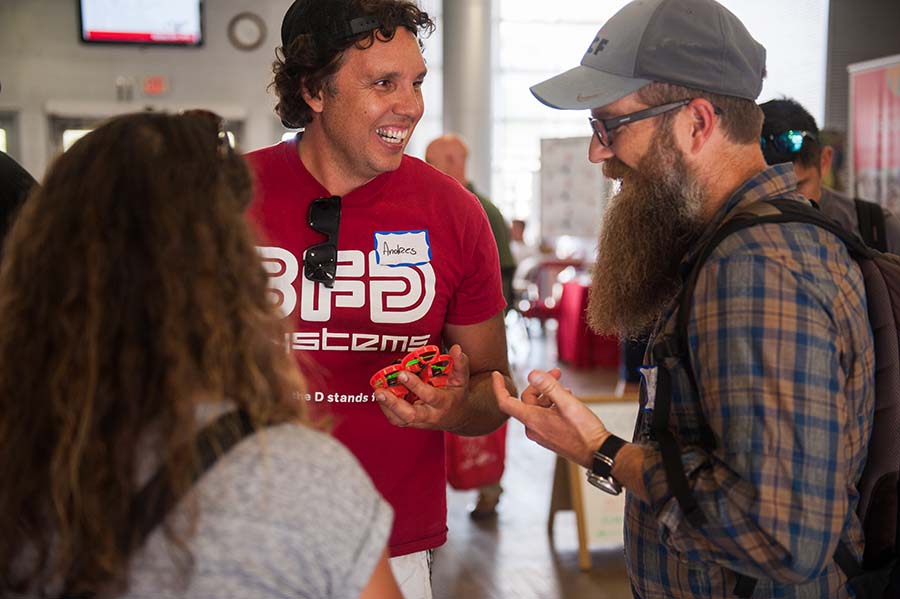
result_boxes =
[531,0,766,110]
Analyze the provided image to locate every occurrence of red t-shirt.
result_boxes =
[244,138,505,556]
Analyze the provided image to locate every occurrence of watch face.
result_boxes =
[587,472,622,496]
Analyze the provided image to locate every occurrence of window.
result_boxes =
[402,0,442,161]
[62,129,93,152]
[493,0,830,227]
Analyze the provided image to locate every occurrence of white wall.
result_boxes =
[0,0,295,178]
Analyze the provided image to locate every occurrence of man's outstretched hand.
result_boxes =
[491,368,609,468]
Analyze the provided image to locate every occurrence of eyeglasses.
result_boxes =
[588,99,692,147]
[304,195,341,287]
[181,109,234,157]
[760,130,816,162]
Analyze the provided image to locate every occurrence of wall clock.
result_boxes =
[227,12,266,51]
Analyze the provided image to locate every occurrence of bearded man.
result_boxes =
[491,1,874,598]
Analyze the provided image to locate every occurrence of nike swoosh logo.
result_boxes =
[576,92,602,102]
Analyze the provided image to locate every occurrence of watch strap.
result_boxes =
[591,434,627,478]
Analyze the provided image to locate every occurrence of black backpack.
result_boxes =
[855,198,889,253]
[650,198,900,598]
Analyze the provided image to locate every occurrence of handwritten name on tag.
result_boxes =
[374,230,431,267]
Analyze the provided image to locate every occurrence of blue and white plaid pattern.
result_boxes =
[624,165,875,598]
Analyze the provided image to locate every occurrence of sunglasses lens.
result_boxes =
[309,196,341,235]
[589,118,609,146]
[780,131,805,153]
[761,130,810,163]
[304,243,337,286]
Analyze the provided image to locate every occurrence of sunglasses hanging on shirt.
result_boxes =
[304,195,341,287]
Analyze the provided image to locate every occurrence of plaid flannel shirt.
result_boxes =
[624,164,875,598]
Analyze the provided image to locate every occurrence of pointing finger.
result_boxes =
[492,371,530,422]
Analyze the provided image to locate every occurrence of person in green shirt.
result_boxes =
[426,133,511,518]
[426,134,517,311]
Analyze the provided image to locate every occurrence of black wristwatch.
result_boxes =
[586,434,627,495]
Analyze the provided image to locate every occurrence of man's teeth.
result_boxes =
[376,128,408,144]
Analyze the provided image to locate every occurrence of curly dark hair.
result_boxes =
[0,112,307,596]
[272,0,435,129]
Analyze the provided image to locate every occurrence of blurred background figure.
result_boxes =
[426,133,509,519]
[510,218,538,266]
[0,112,400,599]
[0,150,36,244]
[760,97,900,253]
[426,133,517,312]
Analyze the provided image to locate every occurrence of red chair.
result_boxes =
[514,258,583,334]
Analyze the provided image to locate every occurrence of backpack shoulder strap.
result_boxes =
[129,409,256,547]
[63,410,257,599]
[855,198,888,253]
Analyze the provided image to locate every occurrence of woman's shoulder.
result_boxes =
[211,421,380,510]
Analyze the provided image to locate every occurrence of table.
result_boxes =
[556,279,619,369]
[547,394,639,571]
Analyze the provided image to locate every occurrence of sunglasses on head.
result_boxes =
[760,130,816,162]
[180,109,234,157]
[304,195,341,287]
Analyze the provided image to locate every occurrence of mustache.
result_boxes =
[602,157,632,181]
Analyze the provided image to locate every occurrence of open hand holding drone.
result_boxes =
[369,345,453,402]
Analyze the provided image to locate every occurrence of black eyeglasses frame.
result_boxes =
[588,99,721,147]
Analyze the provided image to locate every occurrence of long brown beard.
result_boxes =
[586,126,707,338]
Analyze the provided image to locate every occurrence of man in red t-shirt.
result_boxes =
[244,2,514,597]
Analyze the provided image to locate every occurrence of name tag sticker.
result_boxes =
[374,230,432,267]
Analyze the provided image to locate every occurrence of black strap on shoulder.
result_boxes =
[649,350,707,528]
[834,539,865,580]
[129,409,256,548]
[732,573,758,598]
[650,335,709,526]
[855,198,888,253]
[62,410,256,599]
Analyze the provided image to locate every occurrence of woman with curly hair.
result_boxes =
[0,112,401,599]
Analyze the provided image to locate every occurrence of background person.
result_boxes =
[246,1,514,597]
[0,112,401,599]
[760,97,900,253]
[0,81,36,234]
[426,133,517,312]
[492,1,872,597]
[425,133,511,519]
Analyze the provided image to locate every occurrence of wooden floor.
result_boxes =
[432,318,633,599]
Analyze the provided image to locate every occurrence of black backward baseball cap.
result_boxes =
[281,0,382,47]
[531,0,766,110]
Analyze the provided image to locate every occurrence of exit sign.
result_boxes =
[142,75,168,96]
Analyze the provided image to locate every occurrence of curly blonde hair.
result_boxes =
[0,112,306,596]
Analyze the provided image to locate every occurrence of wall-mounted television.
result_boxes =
[78,0,204,46]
